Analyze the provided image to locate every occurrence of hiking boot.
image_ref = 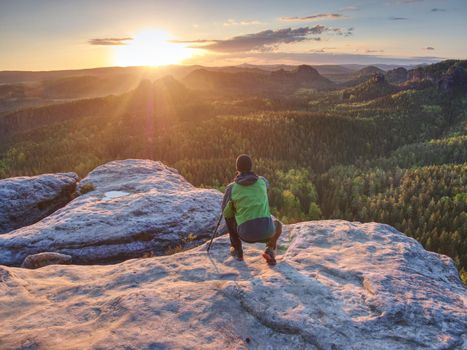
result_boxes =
[230,246,244,261]
[262,247,277,266]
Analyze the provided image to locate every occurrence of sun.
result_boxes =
[114,29,195,67]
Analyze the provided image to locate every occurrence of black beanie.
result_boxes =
[236,154,252,173]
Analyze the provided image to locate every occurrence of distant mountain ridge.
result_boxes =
[183,64,334,95]
[1,60,466,138]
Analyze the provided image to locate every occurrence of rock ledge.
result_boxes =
[0,220,465,349]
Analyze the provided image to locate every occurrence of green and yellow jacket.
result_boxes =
[222,172,275,242]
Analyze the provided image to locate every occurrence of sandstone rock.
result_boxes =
[385,67,408,84]
[0,159,223,266]
[0,220,465,349]
[407,66,436,82]
[439,66,467,92]
[370,72,385,83]
[452,65,467,85]
[0,172,78,234]
[21,252,72,269]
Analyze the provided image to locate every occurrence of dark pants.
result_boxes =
[225,217,281,251]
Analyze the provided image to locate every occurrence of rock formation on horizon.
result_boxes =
[183,64,334,95]
[385,67,408,84]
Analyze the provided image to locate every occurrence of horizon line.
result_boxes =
[1,59,461,73]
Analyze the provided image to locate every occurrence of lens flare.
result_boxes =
[114,29,195,66]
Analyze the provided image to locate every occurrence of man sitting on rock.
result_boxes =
[222,154,282,265]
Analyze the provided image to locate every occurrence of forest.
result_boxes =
[0,60,466,282]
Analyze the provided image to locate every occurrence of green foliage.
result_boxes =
[308,202,322,220]
[266,168,319,223]
[461,268,467,285]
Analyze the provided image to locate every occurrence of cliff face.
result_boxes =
[0,160,465,349]
[0,220,465,349]
[385,67,408,84]
[406,60,467,92]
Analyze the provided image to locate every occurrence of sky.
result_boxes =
[0,0,466,70]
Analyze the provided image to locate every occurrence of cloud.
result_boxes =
[366,49,385,53]
[335,27,354,36]
[389,16,408,20]
[309,47,337,53]
[424,47,435,50]
[340,6,359,11]
[431,8,446,12]
[224,19,263,26]
[175,26,350,52]
[280,13,345,22]
[88,37,132,45]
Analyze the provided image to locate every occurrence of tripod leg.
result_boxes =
[207,214,223,252]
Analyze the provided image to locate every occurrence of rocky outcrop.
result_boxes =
[385,67,408,84]
[407,60,467,93]
[407,66,434,82]
[438,66,467,92]
[21,252,72,269]
[341,74,398,101]
[0,220,465,349]
[0,172,78,234]
[355,65,385,78]
[0,160,223,266]
[184,65,334,95]
[341,66,386,87]
[369,73,385,83]
[271,65,335,89]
